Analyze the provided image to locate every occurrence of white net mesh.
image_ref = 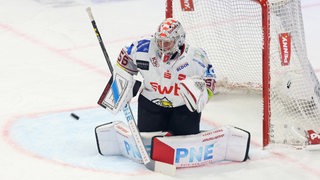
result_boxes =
[168,0,320,147]
[169,0,262,92]
[268,0,320,146]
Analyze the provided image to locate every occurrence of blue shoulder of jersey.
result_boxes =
[125,39,150,55]
[206,64,216,78]
[136,39,151,53]
[126,43,134,55]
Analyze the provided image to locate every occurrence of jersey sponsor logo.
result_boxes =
[150,82,180,96]
[279,33,291,66]
[136,60,149,70]
[136,39,150,53]
[175,144,214,164]
[192,58,205,68]
[151,97,173,108]
[180,0,194,12]
[206,64,215,77]
[178,74,186,80]
[176,62,189,72]
[164,70,171,79]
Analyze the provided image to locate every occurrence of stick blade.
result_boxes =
[146,160,176,176]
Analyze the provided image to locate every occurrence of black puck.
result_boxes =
[70,113,79,120]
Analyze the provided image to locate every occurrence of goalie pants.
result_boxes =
[137,95,201,135]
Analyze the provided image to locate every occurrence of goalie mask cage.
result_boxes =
[165,0,320,148]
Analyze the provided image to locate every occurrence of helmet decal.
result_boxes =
[155,18,186,57]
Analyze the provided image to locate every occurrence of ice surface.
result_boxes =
[1,0,320,179]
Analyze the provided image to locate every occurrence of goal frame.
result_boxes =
[165,0,272,148]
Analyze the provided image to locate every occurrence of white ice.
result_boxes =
[0,0,320,180]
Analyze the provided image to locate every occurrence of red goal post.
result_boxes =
[165,0,320,149]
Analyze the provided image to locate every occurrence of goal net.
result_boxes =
[166,0,320,148]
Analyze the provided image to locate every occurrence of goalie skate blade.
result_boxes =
[145,160,176,176]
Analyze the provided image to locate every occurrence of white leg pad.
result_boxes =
[224,126,250,161]
[95,121,168,163]
[151,126,250,167]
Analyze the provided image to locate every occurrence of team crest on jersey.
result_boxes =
[151,97,173,108]
[151,57,160,67]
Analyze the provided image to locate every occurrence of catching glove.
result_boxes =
[179,76,209,113]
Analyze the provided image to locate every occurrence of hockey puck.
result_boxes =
[70,113,79,120]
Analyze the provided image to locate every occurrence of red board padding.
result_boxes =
[151,137,175,164]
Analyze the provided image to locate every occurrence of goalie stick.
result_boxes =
[86,7,176,176]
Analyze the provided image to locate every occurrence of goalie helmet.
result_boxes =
[154,18,186,59]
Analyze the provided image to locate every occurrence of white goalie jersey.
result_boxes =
[116,37,216,108]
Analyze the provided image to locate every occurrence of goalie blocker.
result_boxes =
[95,121,250,167]
[98,65,142,114]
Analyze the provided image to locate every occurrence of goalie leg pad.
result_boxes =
[224,126,250,162]
[95,121,122,156]
[95,121,142,163]
[95,121,168,163]
[150,126,250,168]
